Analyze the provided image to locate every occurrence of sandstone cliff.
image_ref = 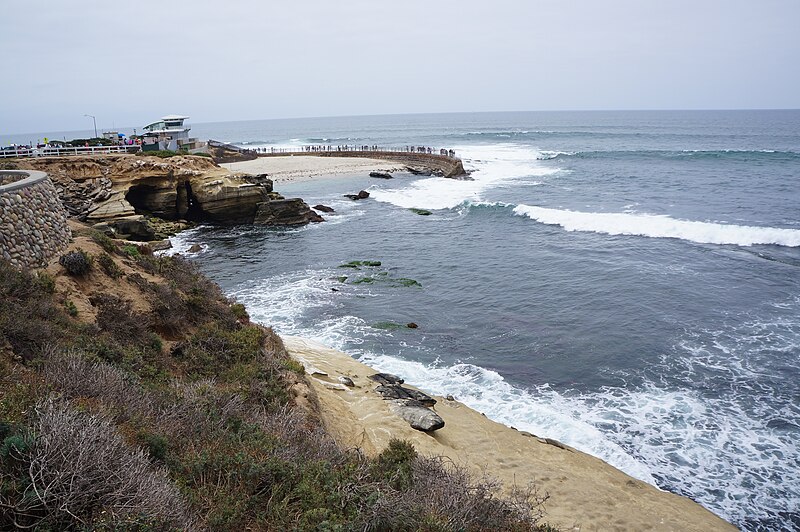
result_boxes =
[15,155,321,236]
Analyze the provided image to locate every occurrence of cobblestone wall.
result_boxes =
[0,170,71,269]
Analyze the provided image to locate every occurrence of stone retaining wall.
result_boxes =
[0,170,72,269]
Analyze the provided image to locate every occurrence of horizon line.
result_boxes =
[6,107,800,138]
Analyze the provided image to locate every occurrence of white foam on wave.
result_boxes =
[225,266,658,485]
[368,144,560,210]
[157,226,208,256]
[578,305,800,528]
[513,205,800,247]
[224,265,800,526]
[355,351,658,485]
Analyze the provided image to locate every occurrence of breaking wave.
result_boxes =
[513,205,800,247]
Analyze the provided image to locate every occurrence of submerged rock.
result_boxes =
[313,204,335,213]
[369,171,393,179]
[344,190,370,200]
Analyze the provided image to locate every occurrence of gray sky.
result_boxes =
[2,0,799,134]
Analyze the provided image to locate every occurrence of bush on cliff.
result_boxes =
[0,256,551,531]
[58,249,93,277]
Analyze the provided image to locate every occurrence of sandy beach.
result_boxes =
[222,156,405,184]
[283,335,736,532]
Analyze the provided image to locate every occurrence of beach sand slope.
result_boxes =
[222,156,403,184]
[283,336,736,532]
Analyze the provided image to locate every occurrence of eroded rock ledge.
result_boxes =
[15,155,322,239]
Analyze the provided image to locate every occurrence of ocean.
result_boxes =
[170,110,799,531]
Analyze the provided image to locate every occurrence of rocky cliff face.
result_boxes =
[16,155,322,235]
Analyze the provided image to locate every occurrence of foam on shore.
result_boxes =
[282,335,736,532]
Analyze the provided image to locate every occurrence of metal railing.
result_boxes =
[0,144,141,159]
[248,145,460,161]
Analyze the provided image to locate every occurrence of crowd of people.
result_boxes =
[250,145,458,158]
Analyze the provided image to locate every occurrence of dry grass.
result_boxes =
[1,399,192,530]
[1,247,553,531]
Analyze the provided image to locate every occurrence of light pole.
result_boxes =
[84,114,97,139]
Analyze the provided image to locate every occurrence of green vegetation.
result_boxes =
[58,249,93,276]
[337,260,422,289]
[392,277,422,288]
[0,255,550,530]
[338,260,382,269]
[63,300,78,317]
[97,252,123,279]
[120,244,141,258]
[90,230,118,254]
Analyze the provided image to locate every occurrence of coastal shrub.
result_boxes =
[0,400,192,530]
[97,252,123,279]
[172,323,265,377]
[143,150,180,158]
[374,438,417,490]
[64,300,78,317]
[230,302,249,322]
[137,431,169,462]
[91,293,152,349]
[282,358,305,375]
[58,249,93,276]
[0,260,73,360]
[90,230,118,254]
[0,245,554,531]
[34,271,55,294]
[121,244,141,258]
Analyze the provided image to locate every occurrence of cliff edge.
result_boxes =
[284,336,737,532]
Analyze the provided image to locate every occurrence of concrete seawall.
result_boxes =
[259,151,467,178]
[0,170,71,269]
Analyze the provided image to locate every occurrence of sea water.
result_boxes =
[174,110,800,531]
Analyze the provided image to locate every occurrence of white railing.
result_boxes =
[0,144,141,158]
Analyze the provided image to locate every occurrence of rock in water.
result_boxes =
[369,171,393,179]
[344,190,370,200]
[313,204,335,213]
[254,198,324,225]
[406,166,433,176]
[188,244,203,253]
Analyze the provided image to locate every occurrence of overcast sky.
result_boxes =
[2,0,799,134]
